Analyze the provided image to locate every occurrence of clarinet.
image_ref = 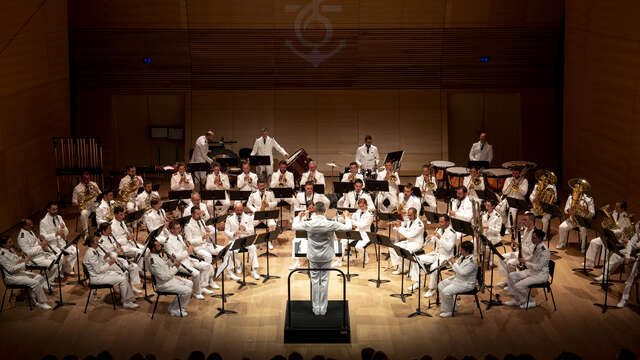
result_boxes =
[517,227,526,270]
[162,249,193,274]
[98,244,127,272]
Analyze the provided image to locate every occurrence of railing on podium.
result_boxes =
[287,268,348,329]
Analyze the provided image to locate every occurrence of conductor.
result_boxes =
[292,202,352,316]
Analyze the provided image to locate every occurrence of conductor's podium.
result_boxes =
[284,268,350,344]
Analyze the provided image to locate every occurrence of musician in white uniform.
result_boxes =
[250,128,289,178]
[205,162,231,214]
[97,223,143,292]
[390,208,424,274]
[294,181,330,215]
[355,135,379,171]
[135,182,160,211]
[497,212,536,283]
[83,235,139,309]
[450,186,473,221]
[170,163,195,203]
[270,160,296,224]
[341,162,364,185]
[236,161,258,192]
[0,236,51,310]
[119,166,144,213]
[39,202,76,275]
[184,207,224,289]
[463,167,485,201]
[376,160,400,213]
[557,191,595,251]
[300,161,325,186]
[415,165,438,210]
[333,198,374,267]
[438,241,478,318]
[190,130,216,185]
[497,167,528,232]
[584,202,630,267]
[397,184,421,218]
[110,207,144,264]
[468,132,493,163]
[72,171,101,234]
[247,180,278,231]
[96,190,115,226]
[408,214,456,298]
[617,227,640,308]
[224,203,260,280]
[148,239,193,317]
[292,201,352,316]
[164,221,215,299]
[481,199,503,266]
[143,199,170,244]
[183,193,210,220]
[337,179,375,211]
[17,219,59,286]
[504,229,550,309]
[529,176,558,238]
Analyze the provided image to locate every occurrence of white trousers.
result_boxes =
[91,271,134,304]
[50,243,77,273]
[506,271,548,303]
[539,214,552,237]
[558,220,587,250]
[338,238,369,260]
[179,259,213,295]
[438,277,474,314]
[422,194,437,210]
[410,252,448,290]
[389,241,421,269]
[157,277,192,312]
[601,252,625,279]
[309,260,332,314]
[585,237,608,266]
[194,243,224,264]
[229,244,259,271]
[30,254,59,284]
[498,252,520,278]
[78,208,96,234]
[7,273,48,304]
[621,257,640,302]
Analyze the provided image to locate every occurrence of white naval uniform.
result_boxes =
[597,228,638,281]
[98,234,142,288]
[468,141,493,162]
[205,172,231,214]
[390,218,424,269]
[83,247,134,305]
[236,171,259,192]
[224,213,259,271]
[0,248,48,305]
[300,170,325,186]
[270,170,295,221]
[376,169,400,213]
[149,252,192,314]
[340,172,365,186]
[355,144,379,171]
[251,136,287,178]
[410,226,456,290]
[119,175,144,212]
[39,213,76,273]
[184,218,224,264]
[619,233,640,305]
[482,210,503,265]
[190,135,213,184]
[450,196,473,241]
[17,229,59,284]
[528,184,558,236]
[497,177,529,228]
[463,175,485,201]
[397,194,422,215]
[135,190,160,211]
[415,175,438,209]
[143,208,169,243]
[557,194,595,250]
[170,172,194,203]
[111,219,143,257]
[292,214,352,315]
[337,209,373,262]
[165,233,213,296]
[585,211,630,266]
[247,190,278,229]
[96,199,115,226]
[337,190,375,211]
[72,181,101,234]
[498,227,535,278]
[294,192,330,213]
[506,242,550,304]
[439,254,478,314]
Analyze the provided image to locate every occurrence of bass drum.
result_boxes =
[286,148,310,184]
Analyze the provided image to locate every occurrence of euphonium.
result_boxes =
[599,204,619,231]
[389,174,398,183]
[531,170,557,216]
[568,178,590,225]
[348,172,356,183]
[472,175,482,187]
[79,183,99,210]
[105,201,117,222]
[423,174,435,191]
[118,176,139,203]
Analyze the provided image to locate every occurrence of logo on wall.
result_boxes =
[285,0,346,68]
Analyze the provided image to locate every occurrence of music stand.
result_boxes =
[272,188,294,230]
[367,232,392,288]
[384,150,404,167]
[249,155,271,178]
[216,156,238,172]
[365,180,389,193]
[378,212,403,260]
[169,190,192,201]
[67,232,86,286]
[333,182,355,194]
[336,207,358,213]
[125,209,145,225]
[451,217,474,237]
[390,245,413,303]
[205,214,227,246]
[135,227,163,303]
[506,197,531,214]
[187,162,211,190]
[162,200,179,213]
[335,230,362,281]
[480,235,505,309]
[408,254,433,318]
[230,234,257,289]
[593,229,623,314]
[229,190,252,207]
[53,241,78,310]
[254,231,280,282]
[571,215,594,275]
[201,189,227,224]
[424,211,443,225]
[254,210,279,256]
[305,184,325,194]
[212,244,237,317]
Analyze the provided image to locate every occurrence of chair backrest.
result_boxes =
[476,266,483,286]
[548,259,555,283]
[82,263,92,284]
[149,273,158,292]
[0,264,7,284]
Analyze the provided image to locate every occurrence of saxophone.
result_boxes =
[260,194,268,211]
[78,183,99,210]
[278,172,286,187]
[568,178,590,226]
[531,170,557,216]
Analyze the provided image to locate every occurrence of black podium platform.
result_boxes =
[284,300,351,344]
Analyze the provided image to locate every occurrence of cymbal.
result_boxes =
[326,162,337,168]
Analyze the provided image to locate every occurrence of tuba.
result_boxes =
[531,170,557,216]
[599,204,619,231]
[568,178,591,226]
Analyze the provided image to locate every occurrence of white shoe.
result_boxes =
[594,275,604,282]
[331,260,342,268]
[364,254,369,265]
[132,287,144,295]
[236,267,242,274]
[407,283,419,292]
[170,309,185,317]
[439,312,452,318]
[201,288,214,295]
[392,269,402,275]
[556,245,566,250]
[123,302,139,309]
[496,281,507,288]
[227,272,241,281]
[289,262,300,270]
[424,289,435,298]
[520,300,536,309]
[252,270,260,280]
[210,281,220,290]
[617,300,626,308]
[67,271,76,276]
[36,303,52,310]
[193,294,205,300]
[504,299,520,306]
[268,241,274,250]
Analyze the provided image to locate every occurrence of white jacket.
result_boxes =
[39,213,68,246]
[184,218,210,248]
[17,229,48,258]
[341,172,364,185]
[250,136,287,167]
[377,169,399,195]
[482,210,503,245]
[0,248,34,284]
[149,253,179,287]
[355,144,379,170]
[468,141,493,162]
[426,226,456,257]
[294,192,330,212]
[96,200,115,225]
[119,175,143,192]
[502,177,528,200]
[397,194,422,214]
[165,234,191,262]
[270,170,295,190]
[237,172,259,191]
[247,190,277,213]
[337,190,374,210]
[171,172,195,191]
[450,197,473,221]
[293,215,352,262]
[450,255,478,288]
[463,175,485,198]
[563,194,595,219]
[143,208,167,232]
[415,174,437,197]
[205,172,230,190]
[190,135,212,164]
[136,190,160,210]
[72,181,101,207]
[300,170,325,186]
[396,218,425,247]
[183,202,211,220]
[224,213,255,240]
[523,243,550,278]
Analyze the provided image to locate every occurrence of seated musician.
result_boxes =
[332,198,374,268]
[300,161,325,186]
[481,199,503,266]
[449,186,473,240]
[557,184,595,251]
[96,190,115,226]
[529,172,558,238]
[341,162,364,185]
[376,160,400,213]
[17,219,58,287]
[119,166,144,213]
[72,171,101,234]
[463,166,485,202]
[184,207,225,270]
[136,182,160,211]
[497,212,536,286]
[236,160,258,192]
[408,214,456,298]
[415,164,437,210]
[290,202,315,270]
[337,179,374,211]
[438,241,478,318]
[205,162,231,215]
[397,183,421,218]
[503,229,550,309]
[183,193,217,238]
[593,216,635,283]
[617,225,640,308]
[148,238,193,317]
[583,201,630,268]
[97,222,143,294]
[496,167,528,233]
[171,163,195,204]
[294,181,330,215]
[224,202,260,280]
[39,202,76,276]
[389,208,424,275]
[110,206,145,267]
[269,160,296,227]
[247,180,278,235]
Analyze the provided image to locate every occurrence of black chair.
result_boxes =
[25,264,52,294]
[0,265,33,312]
[452,266,484,319]
[150,274,183,319]
[83,263,118,313]
[525,259,557,311]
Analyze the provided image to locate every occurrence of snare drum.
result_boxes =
[286,148,310,183]
[447,167,469,188]
[430,160,455,181]
[484,168,512,193]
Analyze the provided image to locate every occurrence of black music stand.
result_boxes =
[367,232,392,288]
[212,244,237,317]
[162,200,179,213]
[187,162,211,190]
[336,207,358,213]
[335,231,362,281]
[254,231,280,282]
[298,184,326,194]
[125,209,145,225]
[205,214,228,246]
[254,210,279,256]
[571,215,594,275]
[468,160,490,169]
[202,189,227,222]
[67,232,86,286]
[481,235,505,309]
[408,254,433,318]
[135,227,163,303]
[229,190,252,207]
[593,229,622,314]
[384,150,404,166]
[451,217,474,237]
[365,180,389,194]
[540,202,562,253]
[216,157,238,172]
[424,211,444,225]
[249,155,271,178]
[377,212,403,260]
[333,182,355,195]
[53,241,78,311]
[169,190,192,201]
[506,197,531,218]
[390,245,413,303]
[231,234,257,289]
[272,187,295,230]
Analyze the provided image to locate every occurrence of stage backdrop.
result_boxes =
[70,0,563,176]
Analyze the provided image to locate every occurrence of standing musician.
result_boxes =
[557,179,595,251]
[110,206,145,267]
[529,171,558,238]
[468,131,493,164]
[96,190,116,226]
[408,214,456,298]
[270,160,296,226]
[164,220,215,300]
[250,128,289,178]
[497,212,536,285]
[236,161,259,192]
[17,219,59,287]
[0,236,51,310]
[83,235,139,310]
[415,165,438,210]
[376,160,400,213]
[481,199,503,266]
[341,162,365,185]
[389,208,424,275]
[170,163,195,204]
[497,166,528,233]
[39,202,76,276]
[190,130,216,185]
[584,201,630,268]
[438,241,477,318]
[292,201,353,316]
[337,179,375,211]
[294,181,330,215]
[300,161,326,186]
[135,182,160,211]
[72,171,101,234]
[205,162,231,215]
[503,229,550,309]
[96,223,143,294]
[119,166,144,213]
[224,203,260,280]
[463,166,485,201]
[290,202,316,270]
[184,207,225,289]
[355,135,379,172]
[397,184,421,218]
[148,238,193,317]
[247,180,278,232]
[143,198,170,244]
[333,198,374,267]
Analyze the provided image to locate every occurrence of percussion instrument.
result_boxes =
[446,167,469,189]
[501,161,537,170]
[430,160,455,182]
[483,168,511,193]
[227,167,242,176]
[227,167,242,188]
[286,148,310,183]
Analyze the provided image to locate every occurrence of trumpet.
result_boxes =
[278,172,287,187]
[214,174,223,187]
[423,174,436,192]
[348,172,356,183]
